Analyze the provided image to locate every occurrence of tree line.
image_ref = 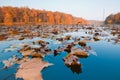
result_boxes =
[105,12,120,24]
[0,6,88,26]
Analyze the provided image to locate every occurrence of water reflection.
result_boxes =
[66,65,82,74]
[53,50,58,56]
[16,78,24,80]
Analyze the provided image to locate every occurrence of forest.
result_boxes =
[105,12,120,24]
[0,6,88,26]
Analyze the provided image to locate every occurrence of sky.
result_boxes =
[0,0,120,21]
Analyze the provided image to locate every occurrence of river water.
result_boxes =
[0,32,120,80]
[42,40,120,80]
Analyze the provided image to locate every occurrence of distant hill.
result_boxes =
[0,6,88,26]
[105,12,120,24]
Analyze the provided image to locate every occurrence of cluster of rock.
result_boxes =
[0,25,81,41]
[63,42,89,67]
[19,40,51,58]
[50,35,91,67]
[1,24,120,79]
[63,49,88,67]
[2,55,18,68]
[0,24,120,44]
[2,40,53,80]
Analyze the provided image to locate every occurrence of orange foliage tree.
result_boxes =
[105,13,120,24]
[0,6,88,26]
[4,12,13,26]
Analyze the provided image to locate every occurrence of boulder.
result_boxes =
[64,35,71,40]
[64,45,72,53]
[63,54,81,67]
[19,36,25,40]
[37,40,45,45]
[56,37,63,41]
[78,41,86,46]
[94,33,99,36]
[72,49,88,58]
[93,36,100,41]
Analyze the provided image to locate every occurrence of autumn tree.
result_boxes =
[47,11,54,25]
[22,7,30,24]
[4,12,13,26]
[105,13,120,24]
[54,12,61,24]
[0,6,88,26]
[0,8,4,23]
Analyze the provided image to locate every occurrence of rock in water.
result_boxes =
[63,54,81,67]
[2,55,18,68]
[72,50,88,58]
[78,41,86,47]
[16,58,52,80]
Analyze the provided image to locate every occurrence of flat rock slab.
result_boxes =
[16,58,52,80]
[20,49,34,56]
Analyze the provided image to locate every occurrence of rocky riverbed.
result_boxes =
[0,24,120,80]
